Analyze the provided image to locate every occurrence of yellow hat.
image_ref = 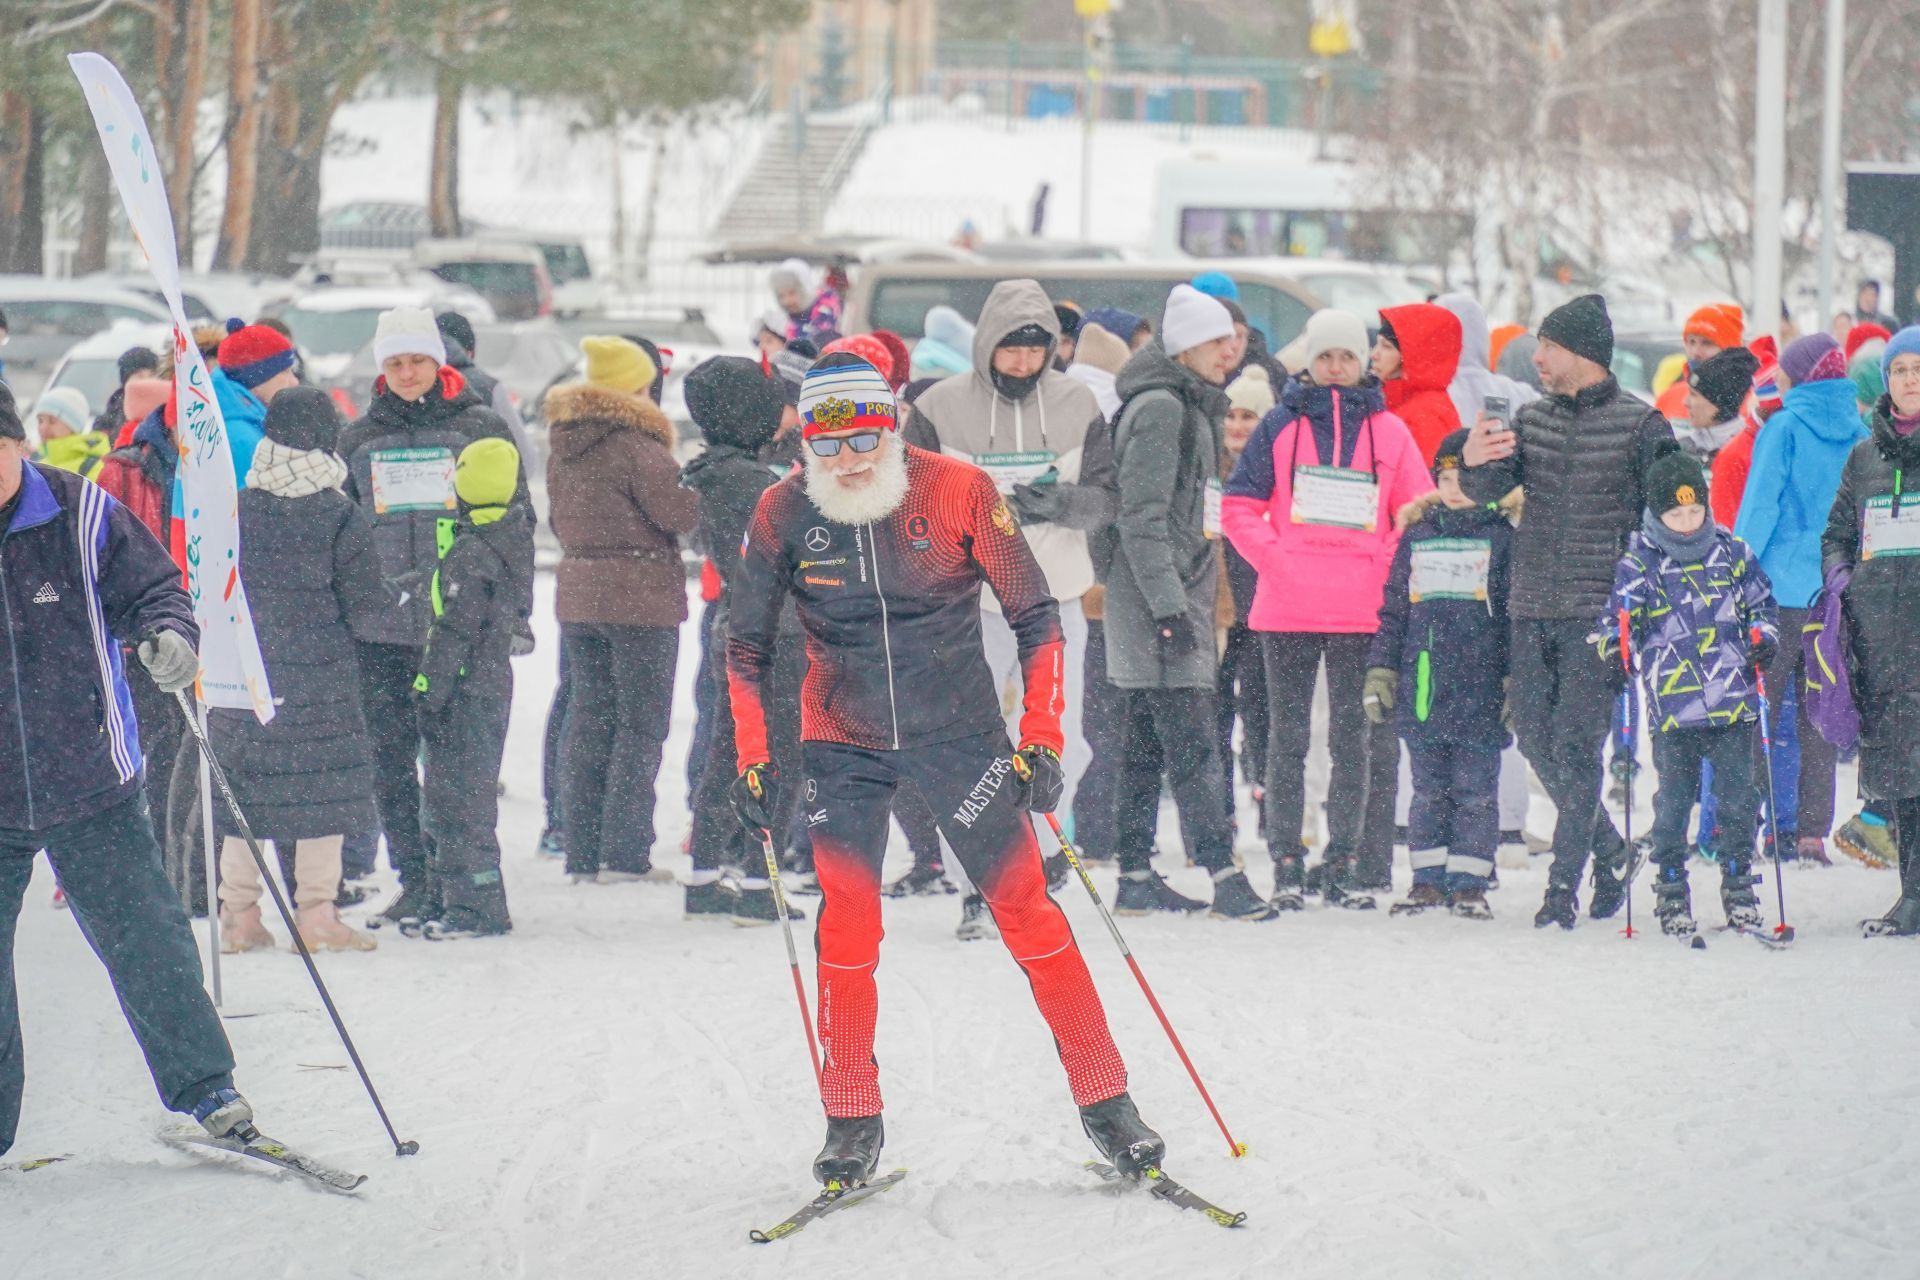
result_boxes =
[1651,351,1690,398]
[455,437,520,508]
[581,336,657,397]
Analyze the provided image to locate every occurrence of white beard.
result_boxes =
[804,438,910,525]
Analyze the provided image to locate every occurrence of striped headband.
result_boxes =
[798,357,898,437]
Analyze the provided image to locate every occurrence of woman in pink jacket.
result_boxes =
[1221,310,1437,910]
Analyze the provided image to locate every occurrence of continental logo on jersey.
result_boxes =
[803,574,844,587]
[991,499,1018,537]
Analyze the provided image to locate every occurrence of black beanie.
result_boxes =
[1053,304,1082,339]
[684,356,783,453]
[1537,293,1614,370]
[1687,346,1761,422]
[998,322,1053,350]
[118,345,161,385]
[0,382,22,442]
[1646,449,1708,516]
[262,386,345,454]
[435,311,477,360]
[1431,427,1471,482]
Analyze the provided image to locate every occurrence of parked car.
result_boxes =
[41,321,173,423]
[266,284,495,396]
[81,271,298,327]
[415,238,554,321]
[0,277,171,402]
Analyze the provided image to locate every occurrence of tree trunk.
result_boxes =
[428,64,463,238]
[215,0,265,270]
[164,0,212,252]
[75,145,113,276]
[0,91,45,275]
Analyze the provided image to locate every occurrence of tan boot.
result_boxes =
[220,905,275,953]
[292,903,377,952]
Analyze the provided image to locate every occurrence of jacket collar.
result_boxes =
[1550,374,1621,414]
[6,459,64,537]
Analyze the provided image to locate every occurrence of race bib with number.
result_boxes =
[974,450,1057,496]
[1409,538,1493,602]
[1291,465,1380,531]
[1204,478,1223,540]
[369,446,457,515]
[1862,495,1920,560]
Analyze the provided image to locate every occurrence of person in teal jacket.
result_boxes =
[1732,332,1867,859]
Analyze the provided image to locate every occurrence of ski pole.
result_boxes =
[1751,628,1795,940]
[1013,762,1247,1160]
[756,828,823,1095]
[1616,609,1639,940]
[174,690,420,1158]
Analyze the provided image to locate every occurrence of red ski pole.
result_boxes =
[757,828,823,1095]
[1617,608,1639,940]
[1751,627,1795,940]
[1014,759,1247,1159]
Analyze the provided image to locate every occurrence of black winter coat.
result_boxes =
[416,503,536,716]
[1821,402,1920,801]
[208,489,392,841]
[681,443,781,635]
[1368,501,1514,747]
[338,368,525,647]
[1460,375,1674,621]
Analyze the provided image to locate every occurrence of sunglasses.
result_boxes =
[807,431,884,458]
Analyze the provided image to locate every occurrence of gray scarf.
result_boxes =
[1640,508,1720,564]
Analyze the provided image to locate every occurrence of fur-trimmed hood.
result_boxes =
[545,382,677,453]
[1396,485,1526,532]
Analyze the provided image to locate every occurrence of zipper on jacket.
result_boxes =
[0,547,36,828]
[866,521,902,749]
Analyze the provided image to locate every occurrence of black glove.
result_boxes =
[1154,613,1201,660]
[729,762,778,835]
[1009,480,1068,524]
[1014,745,1065,814]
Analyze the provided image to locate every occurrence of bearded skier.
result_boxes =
[725,353,1162,1188]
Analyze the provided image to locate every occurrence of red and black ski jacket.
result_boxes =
[727,445,1065,765]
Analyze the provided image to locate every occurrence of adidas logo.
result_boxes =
[30,583,60,605]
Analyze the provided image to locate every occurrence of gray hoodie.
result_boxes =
[1436,292,1540,427]
[904,279,1116,608]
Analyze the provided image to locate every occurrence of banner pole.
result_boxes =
[198,697,222,1005]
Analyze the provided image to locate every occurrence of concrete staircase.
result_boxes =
[711,116,871,243]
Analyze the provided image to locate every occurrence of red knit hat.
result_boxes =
[820,333,898,388]
[216,318,297,390]
[870,330,913,393]
[1845,322,1893,362]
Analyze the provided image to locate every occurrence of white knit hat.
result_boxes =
[1161,284,1236,357]
[32,386,91,436]
[1225,364,1275,416]
[373,306,448,366]
[1302,309,1371,367]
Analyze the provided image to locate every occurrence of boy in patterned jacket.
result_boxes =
[1598,451,1779,937]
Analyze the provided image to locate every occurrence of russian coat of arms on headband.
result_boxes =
[813,396,856,428]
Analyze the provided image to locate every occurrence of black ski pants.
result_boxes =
[1217,623,1269,829]
[422,677,513,928]
[1073,619,1126,861]
[0,793,235,1156]
[1651,724,1757,887]
[356,641,430,889]
[561,622,679,877]
[1509,618,1627,894]
[541,637,572,837]
[1114,687,1235,875]
[1262,631,1395,884]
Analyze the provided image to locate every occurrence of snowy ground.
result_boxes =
[11,574,1918,1279]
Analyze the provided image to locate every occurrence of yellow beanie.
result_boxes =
[455,437,520,508]
[581,336,657,396]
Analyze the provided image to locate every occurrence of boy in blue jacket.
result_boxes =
[1365,429,1514,919]
[1599,452,1779,937]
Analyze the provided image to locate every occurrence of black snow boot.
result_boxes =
[683,881,735,923]
[1209,870,1279,922]
[1863,895,1920,939]
[1114,870,1208,916]
[1588,834,1634,920]
[1653,874,1695,937]
[1079,1092,1165,1176]
[1269,852,1307,911]
[813,1114,885,1187]
[1534,884,1577,930]
[732,885,806,927]
[1321,855,1377,911]
[1043,852,1071,892]
[366,879,439,933]
[883,862,958,898]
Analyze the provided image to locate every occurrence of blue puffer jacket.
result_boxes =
[1369,500,1514,746]
[1733,376,1868,608]
[1604,522,1778,733]
[211,368,267,481]
[0,460,197,832]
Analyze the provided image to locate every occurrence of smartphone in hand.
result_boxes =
[1482,395,1512,434]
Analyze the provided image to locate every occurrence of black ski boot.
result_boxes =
[1863,895,1920,938]
[1079,1091,1165,1176]
[1534,884,1577,930]
[1720,868,1764,931]
[1043,852,1071,892]
[813,1114,884,1187]
[683,880,735,922]
[366,880,438,933]
[732,885,806,927]
[1114,870,1208,916]
[1269,853,1306,911]
[883,862,958,898]
[1208,870,1279,921]
[1654,875,1695,938]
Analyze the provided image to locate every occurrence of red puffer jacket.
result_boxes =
[1380,303,1464,464]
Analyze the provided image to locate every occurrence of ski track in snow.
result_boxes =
[9,574,1918,1279]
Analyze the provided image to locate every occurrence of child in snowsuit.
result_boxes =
[1365,429,1513,918]
[411,437,535,938]
[1601,451,1779,937]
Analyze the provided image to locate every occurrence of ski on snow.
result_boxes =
[162,1127,367,1193]
[749,1169,908,1243]
[1720,924,1794,950]
[1,1154,71,1173]
[1085,1161,1248,1228]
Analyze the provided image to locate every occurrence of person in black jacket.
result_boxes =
[0,384,260,1157]
[1367,430,1515,919]
[1460,294,1678,930]
[408,437,535,939]
[336,306,526,928]
[210,389,391,955]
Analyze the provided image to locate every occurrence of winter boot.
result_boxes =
[884,863,959,898]
[420,905,512,941]
[1534,885,1577,931]
[598,864,674,885]
[1720,869,1765,931]
[955,893,999,941]
[291,903,377,953]
[367,881,438,933]
[813,1114,884,1187]
[1588,836,1634,920]
[1834,815,1898,869]
[1079,1091,1166,1176]
[1043,852,1071,892]
[190,1087,257,1141]
[683,881,735,922]
[1793,836,1834,867]
[1321,856,1377,911]
[1449,889,1493,920]
[1114,870,1208,917]
[1303,859,1327,898]
[1209,869,1279,922]
[732,885,806,927]
[1863,895,1920,938]
[1390,883,1447,917]
[536,828,566,860]
[1269,853,1306,911]
[334,881,374,910]
[219,905,275,953]
[1653,875,1695,938]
